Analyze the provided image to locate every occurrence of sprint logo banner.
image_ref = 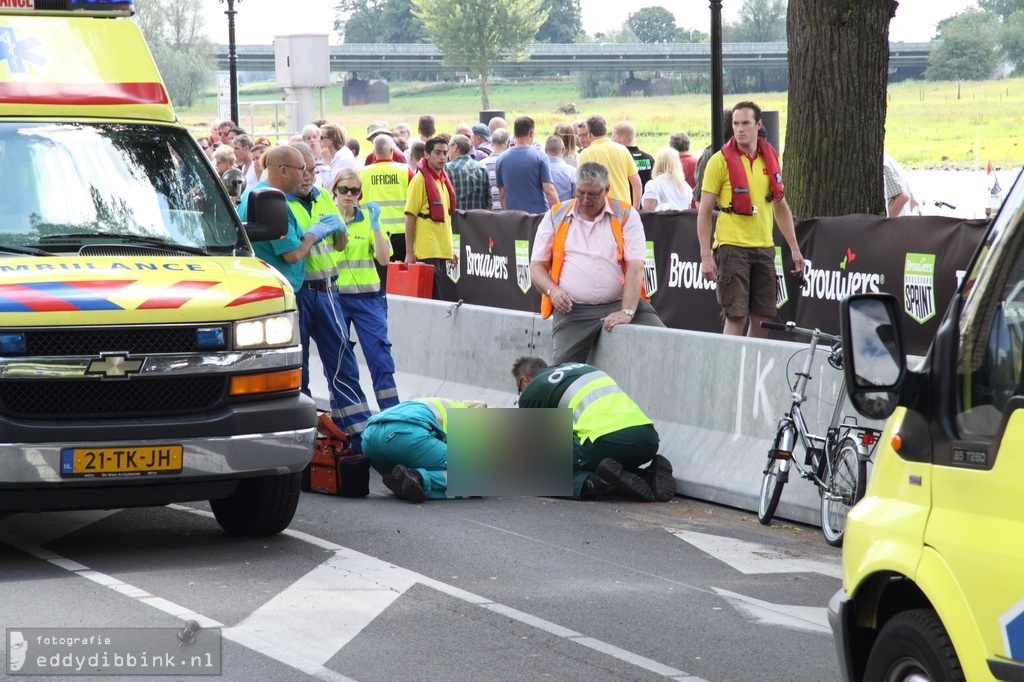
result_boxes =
[515,240,531,294]
[446,234,461,284]
[904,253,936,324]
[643,241,658,297]
[774,246,788,309]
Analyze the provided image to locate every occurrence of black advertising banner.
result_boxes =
[438,210,543,310]
[435,209,988,356]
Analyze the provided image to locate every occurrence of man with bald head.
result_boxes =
[237,145,357,442]
[488,116,507,135]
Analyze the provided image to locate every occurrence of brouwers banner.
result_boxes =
[435,209,987,356]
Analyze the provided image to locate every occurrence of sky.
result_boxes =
[200,0,976,46]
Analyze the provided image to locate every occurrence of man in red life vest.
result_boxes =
[531,162,664,365]
[697,101,805,337]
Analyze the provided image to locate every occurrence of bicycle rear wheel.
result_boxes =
[820,437,867,547]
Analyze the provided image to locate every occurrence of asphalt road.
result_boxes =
[0,480,843,682]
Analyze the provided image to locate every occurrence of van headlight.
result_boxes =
[234,312,298,349]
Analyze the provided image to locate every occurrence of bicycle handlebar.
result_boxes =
[760,320,841,345]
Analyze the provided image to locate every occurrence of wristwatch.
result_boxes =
[621,308,635,318]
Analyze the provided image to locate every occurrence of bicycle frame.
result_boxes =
[771,330,878,490]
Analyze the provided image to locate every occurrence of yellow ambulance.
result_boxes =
[833,181,1024,677]
[0,0,316,535]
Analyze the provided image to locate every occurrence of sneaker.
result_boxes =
[381,468,399,496]
[644,455,677,502]
[391,464,426,503]
[580,473,615,500]
[595,458,655,502]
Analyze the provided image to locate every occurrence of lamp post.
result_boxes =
[220,0,240,125]
[710,0,723,153]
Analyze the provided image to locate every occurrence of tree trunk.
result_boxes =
[785,0,897,217]
[480,71,490,110]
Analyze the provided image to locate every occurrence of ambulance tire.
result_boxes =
[210,472,302,536]
[864,609,965,682]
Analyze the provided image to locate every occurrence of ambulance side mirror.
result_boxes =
[243,187,289,243]
[841,294,907,420]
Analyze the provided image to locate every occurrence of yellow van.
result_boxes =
[831,181,1024,677]
[0,1,316,535]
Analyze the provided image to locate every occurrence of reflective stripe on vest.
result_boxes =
[555,369,649,443]
[539,197,647,319]
[360,163,410,234]
[414,397,466,432]
[289,190,341,281]
[334,212,383,294]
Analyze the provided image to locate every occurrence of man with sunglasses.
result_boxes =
[530,162,664,365]
[280,142,372,449]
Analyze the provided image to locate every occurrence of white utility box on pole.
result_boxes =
[275,34,330,134]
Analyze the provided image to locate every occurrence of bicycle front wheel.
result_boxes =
[820,437,867,547]
[758,457,787,525]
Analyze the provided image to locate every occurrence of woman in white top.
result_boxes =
[317,123,358,187]
[642,147,693,211]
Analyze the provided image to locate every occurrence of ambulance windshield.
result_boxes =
[0,123,242,255]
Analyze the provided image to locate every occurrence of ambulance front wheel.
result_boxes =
[863,609,965,682]
[210,472,302,536]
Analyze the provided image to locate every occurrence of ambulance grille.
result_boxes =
[25,327,215,356]
[0,377,227,419]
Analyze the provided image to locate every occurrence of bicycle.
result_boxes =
[757,321,882,547]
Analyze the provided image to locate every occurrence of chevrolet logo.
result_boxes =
[85,354,145,379]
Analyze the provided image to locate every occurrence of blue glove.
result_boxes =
[319,214,343,233]
[366,202,382,231]
[305,222,329,242]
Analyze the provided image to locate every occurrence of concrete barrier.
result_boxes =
[309,296,883,525]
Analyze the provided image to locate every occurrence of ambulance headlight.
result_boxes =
[234,312,298,349]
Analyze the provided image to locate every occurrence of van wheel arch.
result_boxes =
[848,574,933,681]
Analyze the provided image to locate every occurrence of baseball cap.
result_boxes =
[366,121,392,141]
[471,123,490,140]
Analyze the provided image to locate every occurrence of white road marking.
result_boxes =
[712,588,831,635]
[668,529,842,579]
[0,507,709,681]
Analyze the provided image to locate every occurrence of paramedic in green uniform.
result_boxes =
[512,356,675,502]
[362,398,482,503]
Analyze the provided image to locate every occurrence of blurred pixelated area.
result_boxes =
[447,408,573,497]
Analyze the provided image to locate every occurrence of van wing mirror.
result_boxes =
[840,293,907,420]
[243,187,289,243]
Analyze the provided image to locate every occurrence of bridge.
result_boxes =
[216,42,934,77]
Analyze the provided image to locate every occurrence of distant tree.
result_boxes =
[725,0,787,42]
[591,26,638,43]
[926,10,1001,81]
[786,0,896,217]
[627,6,678,44]
[413,0,548,109]
[1001,10,1024,72]
[134,0,212,108]
[675,26,709,43]
[978,0,1024,21]
[536,0,582,43]
[335,0,425,44]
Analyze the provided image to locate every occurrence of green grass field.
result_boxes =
[176,77,1024,170]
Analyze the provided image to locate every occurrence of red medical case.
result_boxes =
[301,412,370,498]
[386,262,434,298]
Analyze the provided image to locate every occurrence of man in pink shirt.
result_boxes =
[530,162,664,364]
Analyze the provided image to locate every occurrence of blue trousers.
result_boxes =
[296,286,372,441]
[337,291,399,411]
[362,421,448,500]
